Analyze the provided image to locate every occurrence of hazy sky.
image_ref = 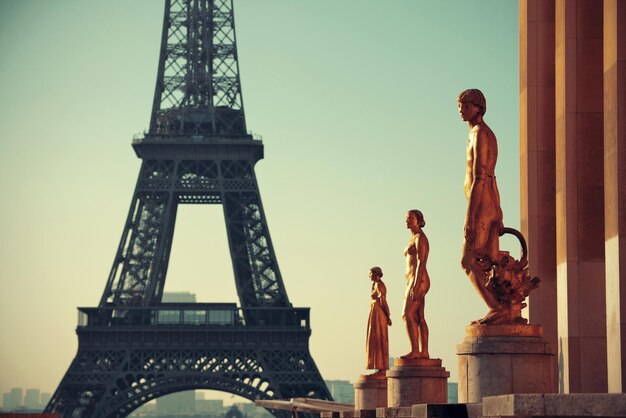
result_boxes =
[0,0,520,402]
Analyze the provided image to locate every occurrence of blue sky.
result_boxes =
[0,0,520,399]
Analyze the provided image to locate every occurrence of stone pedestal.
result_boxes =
[483,393,626,417]
[386,358,449,408]
[456,324,556,403]
[354,374,387,410]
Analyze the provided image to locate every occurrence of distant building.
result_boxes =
[40,393,51,409]
[1,388,52,412]
[232,402,272,418]
[225,405,245,418]
[325,380,354,404]
[10,388,23,410]
[24,389,41,410]
[162,291,197,303]
[2,392,11,410]
[447,382,458,403]
[156,391,195,415]
[196,398,224,416]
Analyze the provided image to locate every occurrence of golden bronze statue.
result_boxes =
[458,89,539,325]
[366,266,392,375]
[401,210,430,359]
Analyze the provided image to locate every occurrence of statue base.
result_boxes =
[354,373,387,410]
[456,324,556,403]
[386,358,449,407]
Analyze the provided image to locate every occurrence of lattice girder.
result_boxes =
[99,157,289,308]
[102,191,176,307]
[46,325,330,418]
[223,191,287,308]
[150,0,245,136]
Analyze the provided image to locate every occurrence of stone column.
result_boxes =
[457,325,556,403]
[519,0,558,384]
[386,358,448,408]
[555,0,608,393]
[354,375,387,410]
[604,0,626,393]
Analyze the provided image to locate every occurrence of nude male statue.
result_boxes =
[458,89,506,324]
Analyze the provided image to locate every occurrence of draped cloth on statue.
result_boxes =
[366,281,390,370]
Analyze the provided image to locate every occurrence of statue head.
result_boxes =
[407,209,426,228]
[457,89,486,116]
[369,266,383,279]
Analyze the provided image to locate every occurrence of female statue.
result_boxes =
[366,266,392,375]
[402,209,430,359]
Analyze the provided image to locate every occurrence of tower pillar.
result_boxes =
[521,0,620,393]
[604,0,626,393]
[554,0,607,393]
[519,0,558,384]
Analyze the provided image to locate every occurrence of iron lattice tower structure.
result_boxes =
[45,1,331,417]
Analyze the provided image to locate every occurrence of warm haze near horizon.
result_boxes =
[0,0,520,401]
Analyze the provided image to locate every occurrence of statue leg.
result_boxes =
[401,297,421,359]
[417,300,429,358]
[475,222,519,325]
[462,243,499,307]
[485,221,502,265]
[462,238,505,324]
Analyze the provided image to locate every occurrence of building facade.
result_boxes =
[520,0,626,393]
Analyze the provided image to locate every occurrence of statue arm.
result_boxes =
[412,237,429,299]
[371,283,381,299]
[379,282,392,325]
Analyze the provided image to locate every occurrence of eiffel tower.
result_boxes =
[45,1,331,417]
